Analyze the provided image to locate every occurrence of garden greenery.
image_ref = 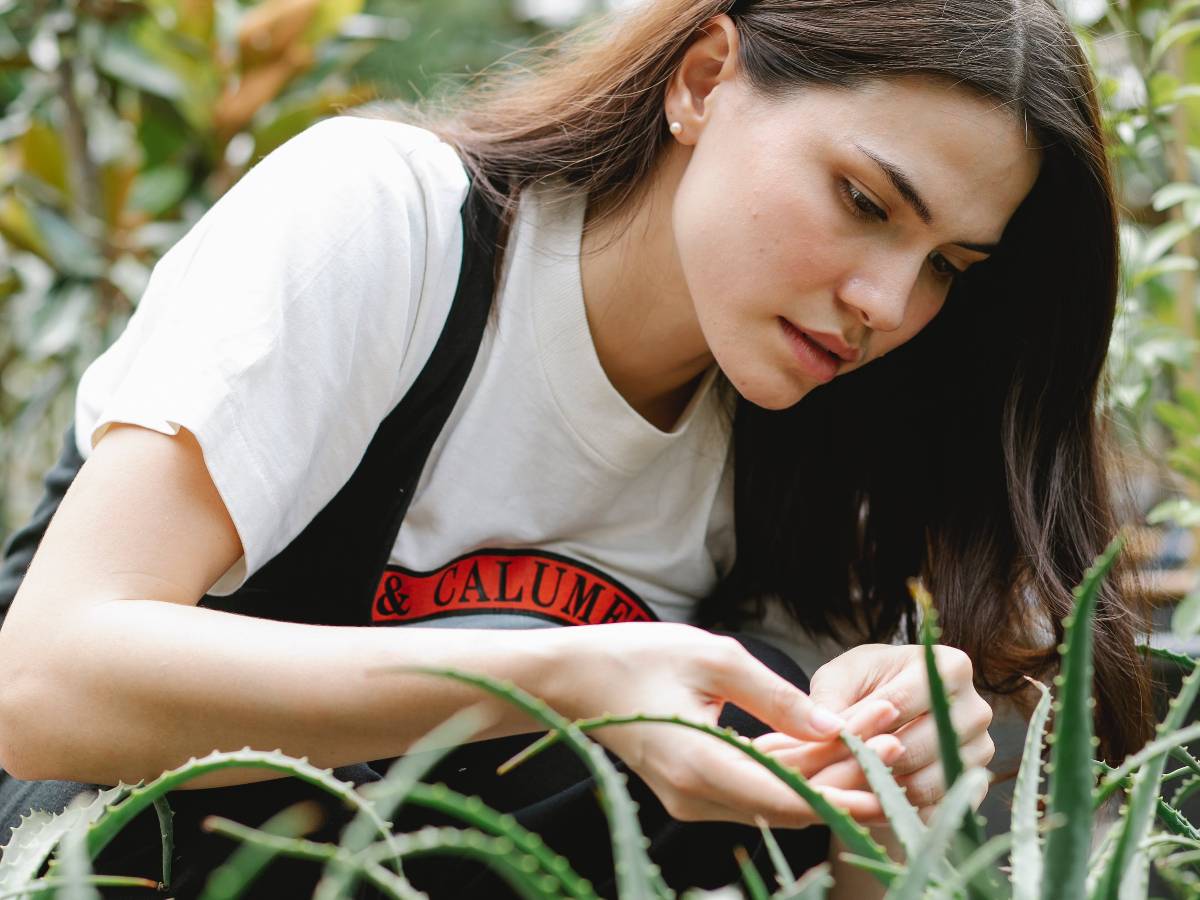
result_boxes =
[6,535,1200,898]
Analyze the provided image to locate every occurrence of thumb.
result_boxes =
[707,648,847,741]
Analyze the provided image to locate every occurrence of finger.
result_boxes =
[769,729,905,783]
[915,769,991,825]
[896,735,995,809]
[840,646,977,728]
[888,699,994,777]
[683,740,885,828]
[706,642,847,741]
[804,735,905,791]
[753,700,901,773]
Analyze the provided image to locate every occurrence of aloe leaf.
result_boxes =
[83,748,401,871]
[198,801,326,900]
[1095,723,1200,805]
[1093,655,1200,899]
[0,782,134,894]
[316,705,493,900]
[486,709,897,884]
[927,832,1014,900]
[403,782,598,899]
[1174,773,1200,807]
[151,798,174,890]
[202,817,422,899]
[377,666,672,899]
[835,854,906,879]
[1011,678,1053,900]
[755,816,795,888]
[883,768,990,900]
[1041,535,1126,900]
[735,846,770,900]
[772,862,833,900]
[0,875,159,899]
[839,732,925,859]
[55,801,100,900]
[1137,644,1198,672]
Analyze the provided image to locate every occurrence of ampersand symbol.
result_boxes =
[375,574,411,617]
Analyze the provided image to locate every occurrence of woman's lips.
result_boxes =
[779,317,838,383]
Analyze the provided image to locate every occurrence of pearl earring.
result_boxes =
[669,121,682,135]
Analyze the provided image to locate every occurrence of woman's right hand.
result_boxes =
[544,622,902,828]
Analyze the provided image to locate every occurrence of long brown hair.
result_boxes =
[354,0,1153,762]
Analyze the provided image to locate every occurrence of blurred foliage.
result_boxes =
[0,0,576,538]
[0,0,1198,582]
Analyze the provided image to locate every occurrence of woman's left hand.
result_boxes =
[750,644,994,822]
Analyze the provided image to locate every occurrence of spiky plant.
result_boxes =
[4,533,1200,898]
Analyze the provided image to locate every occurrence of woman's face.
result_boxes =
[669,48,1041,409]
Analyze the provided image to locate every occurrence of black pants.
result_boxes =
[0,633,831,898]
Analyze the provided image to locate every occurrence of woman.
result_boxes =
[0,0,1153,896]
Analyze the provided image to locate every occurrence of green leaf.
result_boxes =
[1041,535,1126,900]
[403,783,598,900]
[1141,220,1195,266]
[1153,183,1200,212]
[735,845,770,900]
[381,667,672,899]
[198,802,325,900]
[1147,498,1200,529]
[96,34,186,100]
[1011,678,1053,900]
[755,817,795,889]
[1173,589,1200,639]
[1093,654,1200,899]
[883,769,990,900]
[316,705,494,900]
[128,166,190,217]
[839,732,925,860]
[772,862,833,900]
[1150,20,1200,70]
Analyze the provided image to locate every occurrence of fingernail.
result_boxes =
[878,702,901,727]
[811,706,847,735]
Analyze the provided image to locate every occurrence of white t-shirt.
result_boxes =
[74,115,851,676]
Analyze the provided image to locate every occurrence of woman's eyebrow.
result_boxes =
[853,141,1001,254]
[854,141,933,224]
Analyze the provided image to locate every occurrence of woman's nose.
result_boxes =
[836,260,921,332]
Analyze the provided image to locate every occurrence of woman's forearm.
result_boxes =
[0,597,567,789]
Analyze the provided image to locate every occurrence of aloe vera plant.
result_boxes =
[6,532,1200,898]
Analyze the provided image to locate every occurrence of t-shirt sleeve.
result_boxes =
[74,116,469,595]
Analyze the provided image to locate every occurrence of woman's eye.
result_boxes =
[929,252,966,280]
[838,179,887,222]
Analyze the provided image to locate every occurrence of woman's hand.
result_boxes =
[749,644,995,822]
[543,622,907,829]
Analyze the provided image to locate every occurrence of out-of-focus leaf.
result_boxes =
[1172,588,1200,638]
[250,84,376,156]
[0,195,53,262]
[1153,182,1200,212]
[1141,219,1196,267]
[100,163,138,226]
[97,33,186,100]
[1150,20,1200,70]
[28,206,105,277]
[1129,255,1199,289]
[24,282,95,360]
[303,0,364,45]
[129,165,189,216]
[18,120,69,197]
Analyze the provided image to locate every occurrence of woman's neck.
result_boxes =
[577,144,715,431]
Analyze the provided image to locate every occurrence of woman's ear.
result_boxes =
[664,14,741,142]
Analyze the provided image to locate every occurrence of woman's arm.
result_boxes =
[0,424,567,788]
[0,422,877,831]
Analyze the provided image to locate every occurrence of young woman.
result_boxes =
[0,0,1154,896]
